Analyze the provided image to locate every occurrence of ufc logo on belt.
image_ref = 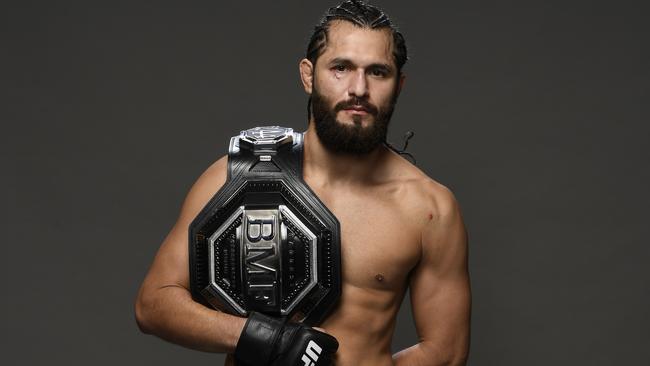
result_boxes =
[301,341,322,366]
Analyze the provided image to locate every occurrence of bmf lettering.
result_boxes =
[244,212,280,307]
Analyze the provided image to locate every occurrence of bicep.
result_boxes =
[141,155,229,290]
[409,191,470,354]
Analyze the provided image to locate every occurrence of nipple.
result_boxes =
[375,274,385,282]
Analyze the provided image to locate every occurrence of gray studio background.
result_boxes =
[3,1,649,365]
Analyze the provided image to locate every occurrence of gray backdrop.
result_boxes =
[3,0,648,365]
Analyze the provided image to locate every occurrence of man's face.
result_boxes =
[309,20,402,155]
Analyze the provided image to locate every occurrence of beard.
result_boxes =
[310,82,398,155]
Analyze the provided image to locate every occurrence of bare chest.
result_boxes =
[313,187,422,291]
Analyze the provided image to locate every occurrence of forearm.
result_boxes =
[135,284,246,353]
[393,341,467,366]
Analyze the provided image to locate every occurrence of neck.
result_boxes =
[302,120,387,186]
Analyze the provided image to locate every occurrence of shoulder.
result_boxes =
[418,178,461,224]
[382,150,465,256]
[178,155,229,221]
[383,148,460,223]
[190,155,229,197]
[197,154,229,186]
[414,179,466,263]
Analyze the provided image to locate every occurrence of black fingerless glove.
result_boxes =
[234,312,338,366]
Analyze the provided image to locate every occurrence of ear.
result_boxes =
[299,58,314,94]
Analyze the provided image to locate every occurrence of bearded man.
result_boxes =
[135,1,470,365]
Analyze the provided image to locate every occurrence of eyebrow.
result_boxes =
[328,57,394,73]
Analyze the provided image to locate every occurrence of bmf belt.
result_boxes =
[189,126,341,325]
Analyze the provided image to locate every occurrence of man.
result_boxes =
[135,1,470,365]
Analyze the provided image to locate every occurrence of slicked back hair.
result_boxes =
[306,0,408,74]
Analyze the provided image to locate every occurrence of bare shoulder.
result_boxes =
[177,155,230,223]
[383,149,461,224]
[384,156,466,276]
[194,154,229,191]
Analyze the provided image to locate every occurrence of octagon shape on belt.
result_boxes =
[189,127,341,326]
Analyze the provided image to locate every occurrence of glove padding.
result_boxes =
[234,312,338,366]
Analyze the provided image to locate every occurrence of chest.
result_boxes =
[313,187,422,290]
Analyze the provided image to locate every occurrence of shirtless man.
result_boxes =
[135,1,470,365]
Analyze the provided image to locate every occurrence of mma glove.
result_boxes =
[234,311,338,366]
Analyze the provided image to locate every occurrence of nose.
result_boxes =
[347,69,368,98]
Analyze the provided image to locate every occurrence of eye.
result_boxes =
[369,68,388,78]
[332,64,347,72]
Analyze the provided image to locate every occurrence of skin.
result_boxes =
[135,20,470,366]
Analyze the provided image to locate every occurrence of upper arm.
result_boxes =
[409,184,471,361]
[140,155,229,291]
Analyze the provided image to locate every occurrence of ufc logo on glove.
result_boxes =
[301,340,322,365]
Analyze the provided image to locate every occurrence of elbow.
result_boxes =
[449,354,468,366]
[434,352,468,366]
[422,341,469,366]
[446,345,469,366]
[442,341,469,366]
[134,288,155,334]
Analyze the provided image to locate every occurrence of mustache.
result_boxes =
[334,97,379,116]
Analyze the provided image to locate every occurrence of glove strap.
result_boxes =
[234,312,285,366]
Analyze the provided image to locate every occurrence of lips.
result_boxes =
[344,106,369,113]
[336,99,378,115]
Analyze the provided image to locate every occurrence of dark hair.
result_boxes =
[306,0,408,73]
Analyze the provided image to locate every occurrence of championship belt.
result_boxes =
[189,126,341,325]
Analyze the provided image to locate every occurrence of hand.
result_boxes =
[234,312,338,366]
